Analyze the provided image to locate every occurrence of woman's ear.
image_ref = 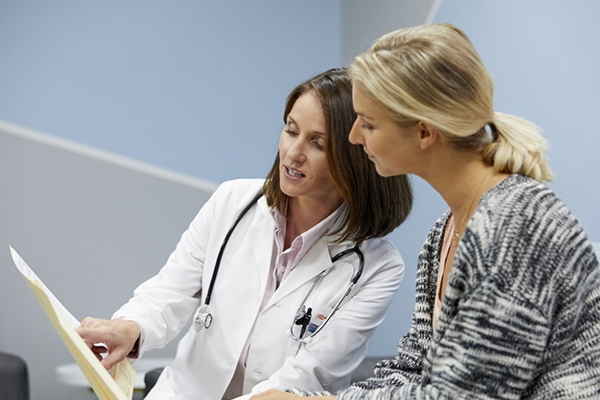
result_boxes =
[416,122,439,150]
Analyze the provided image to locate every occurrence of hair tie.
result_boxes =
[486,121,498,142]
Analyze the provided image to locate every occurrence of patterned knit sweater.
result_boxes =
[290,174,600,399]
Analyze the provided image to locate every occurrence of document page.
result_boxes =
[10,246,135,400]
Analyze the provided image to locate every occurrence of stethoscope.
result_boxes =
[193,191,364,343]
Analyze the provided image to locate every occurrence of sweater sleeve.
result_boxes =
[319,276,550,400]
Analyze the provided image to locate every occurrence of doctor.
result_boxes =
[77,68,413,399]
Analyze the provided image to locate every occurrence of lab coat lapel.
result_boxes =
[247,197,276,297]
[266,237,341,307]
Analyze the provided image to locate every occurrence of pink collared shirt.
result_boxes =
[222,205,343,399]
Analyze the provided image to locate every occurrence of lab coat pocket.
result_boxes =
[305,303,335,335]
[286,302,336,357]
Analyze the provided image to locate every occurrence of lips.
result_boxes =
[284,165,305,178]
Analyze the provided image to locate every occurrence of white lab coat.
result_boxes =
[114,179,404,400]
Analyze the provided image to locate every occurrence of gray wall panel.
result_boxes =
[0,121,216,400]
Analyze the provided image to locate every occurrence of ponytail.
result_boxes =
[350,23,554,183]
[483,112,553,182]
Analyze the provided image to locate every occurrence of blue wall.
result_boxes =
[435,0,600,243]
[0,1,341,183]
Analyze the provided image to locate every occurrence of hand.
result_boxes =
[77,317,140,370]
[250,389,334,400]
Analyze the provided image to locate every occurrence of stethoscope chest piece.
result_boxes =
[194,304,212,331]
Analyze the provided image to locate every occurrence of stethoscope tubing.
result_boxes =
[204,191,263,306]
[289,245,363,343]
[332,246,364,284]
[194,190,364,339]
[194,191,262,331]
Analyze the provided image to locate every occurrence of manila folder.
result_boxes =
[11,247,135,400]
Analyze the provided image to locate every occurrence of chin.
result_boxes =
[279,182,297,198]
[374,166,393,178]
[374,162,403,178]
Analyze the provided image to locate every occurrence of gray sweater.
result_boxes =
[291,174,600,399]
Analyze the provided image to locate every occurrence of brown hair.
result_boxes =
[263,68,412,243]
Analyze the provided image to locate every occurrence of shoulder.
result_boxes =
[479,174,558,216]
[360,236,403,263]
[213,178,264,196]
[354,236,406,285]
[461,174,598,307]
[472,174,578,251]
[210,179,264,205]
[197,178,267,223]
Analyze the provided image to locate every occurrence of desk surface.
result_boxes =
[55,357,173,389]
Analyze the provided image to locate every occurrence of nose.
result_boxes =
[287,137,307,162]
[349,119,363,145]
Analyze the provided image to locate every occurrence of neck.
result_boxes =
[423,153,506,228]
[447,165,493,225]
[284,197,341,249]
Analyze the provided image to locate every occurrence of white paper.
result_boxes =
[10,246,80,328]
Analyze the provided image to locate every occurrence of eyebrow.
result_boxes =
[355,112,374,122]
[287,116,327,137]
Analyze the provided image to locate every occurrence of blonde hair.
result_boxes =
[350,23,553,182]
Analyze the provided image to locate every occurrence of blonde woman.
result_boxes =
[253,23,600,399]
